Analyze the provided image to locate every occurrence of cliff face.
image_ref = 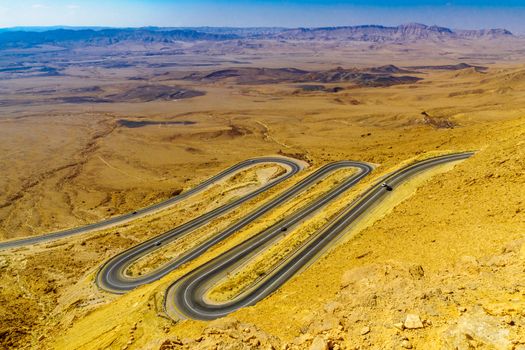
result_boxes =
[273,23,513,42]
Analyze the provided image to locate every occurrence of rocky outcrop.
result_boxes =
[159,317,280,350]
[457,28,513,39]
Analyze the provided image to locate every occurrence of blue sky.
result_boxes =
[1,0,525,33]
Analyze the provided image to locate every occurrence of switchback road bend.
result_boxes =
[0,157,304,251]
[166,152,473,320]
[97,161,373,293]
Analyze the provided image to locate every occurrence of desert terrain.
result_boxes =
[0,24,524,349]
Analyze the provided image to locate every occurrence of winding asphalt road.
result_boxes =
[0,157,304,251]
[1,151,473,322]
[96,161,373,293]
[165,152,473,320]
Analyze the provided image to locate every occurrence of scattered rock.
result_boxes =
[503,315,514,326]
[310,336,328,350]
[207,317,239,331]
[309,316,340,333]
[181,337,194,345]
[483,300,525,316]
[324,301,342,314]
[401,339,413,349]
[519,243,525,260]
[458,256,480,274]
[502,238,525,254]
[393,322,405,331]
[0,257,9,269]
[340,265,376,289]
[293,334,313,345]
[356,251,371,259]
[409,265,425,279]
[159,337,183,349]
[404,314,424,329]
[486,255,510,268]
[360,326,370,335]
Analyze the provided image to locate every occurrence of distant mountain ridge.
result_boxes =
[270,23,513,41]
[0,23,514,49]
[0,28,238,49]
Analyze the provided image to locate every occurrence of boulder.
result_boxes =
[404,314,424,329]
[441,310,511,349]
[401,339,413,349]
[310,336,328,350]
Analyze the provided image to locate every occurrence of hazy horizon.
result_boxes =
[1,1,525,34]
